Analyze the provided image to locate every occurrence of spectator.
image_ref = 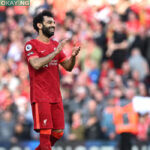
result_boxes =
[83,100,101,140]
[0,110,15,142]
[92,21,107,61]
[69,86,89,118]
[121,61,132,86]
[68,112,85,141]
[62,88,72,139]
[92,89,105,121]
[13,114,32,142]
[7,29,24,62]
[136,114,150,150]
[114,88,138,150]
[138,82,149,96]
[101,97,116,140]
[129,48,149,80]
[106,20,128,69]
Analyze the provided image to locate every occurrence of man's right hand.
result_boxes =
[55,39,69,54]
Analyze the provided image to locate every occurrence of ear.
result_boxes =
[37,23,43,30]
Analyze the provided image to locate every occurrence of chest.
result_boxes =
[34,42,60,68]
[35,43,58,58]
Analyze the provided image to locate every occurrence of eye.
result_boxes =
[47,21,55,24]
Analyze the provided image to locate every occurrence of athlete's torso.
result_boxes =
[24,39,66,103]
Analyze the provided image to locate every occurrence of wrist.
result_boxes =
[71,55,76,58]
[54,50,59,55]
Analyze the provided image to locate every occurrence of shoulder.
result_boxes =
[25,39,36,49]
[51,38,59,46]
[24,39,37,52]
[25,39,36,45]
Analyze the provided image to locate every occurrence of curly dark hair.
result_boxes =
[33,10,53,33]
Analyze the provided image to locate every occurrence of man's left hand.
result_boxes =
[72,46,81,57]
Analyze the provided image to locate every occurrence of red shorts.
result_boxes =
[31,102,65,132]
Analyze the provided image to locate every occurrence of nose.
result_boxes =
[51,21,55,27]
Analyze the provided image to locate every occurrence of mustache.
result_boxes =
[49,27,55,30]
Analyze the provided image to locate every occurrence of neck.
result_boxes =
[37,33,50,43]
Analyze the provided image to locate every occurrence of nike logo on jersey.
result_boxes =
[43,64,48,68]
[41,50,46,53]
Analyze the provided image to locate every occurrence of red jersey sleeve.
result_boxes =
[59,50,67,63]
[24,41,39,62]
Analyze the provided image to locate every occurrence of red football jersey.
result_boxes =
[24,39,67,103]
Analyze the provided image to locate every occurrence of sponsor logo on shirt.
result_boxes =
[27,52,34,56]
[50,60,58,66]
[43,60,58,68]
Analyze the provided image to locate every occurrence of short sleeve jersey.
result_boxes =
[24,39,66,104]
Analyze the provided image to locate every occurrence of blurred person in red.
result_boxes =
[99,77,110,97]
[5,7,17,30]
[126,11,141,35]
[0,6,6,23]
[24,10,80,150]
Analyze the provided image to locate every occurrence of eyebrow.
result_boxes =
[46,20,55,24]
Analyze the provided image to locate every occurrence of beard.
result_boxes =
[42,24,55,38]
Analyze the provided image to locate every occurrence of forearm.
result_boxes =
[29,51,58,70]
[63,56,76,71]
[29,39,71,70]
[61,44,80,71]
[115,41,128,49]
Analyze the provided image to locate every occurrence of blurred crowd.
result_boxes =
[0,0,150,147]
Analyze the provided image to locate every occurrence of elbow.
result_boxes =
[34,65,40,70]
[32,63,41,70]
[66,67,73,72]
[29,58,42,70]
[67,69,72,72]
